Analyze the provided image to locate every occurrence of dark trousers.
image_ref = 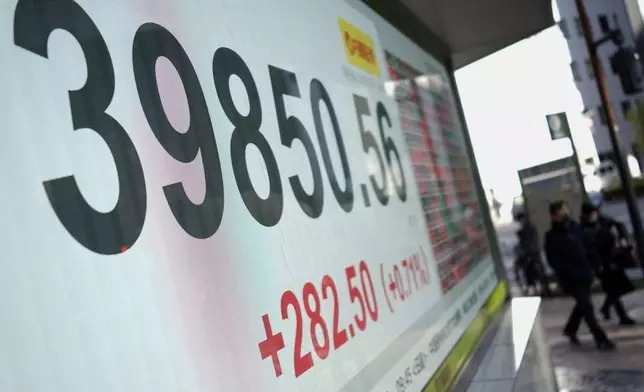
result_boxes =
[539,271,552,298]
[601,294,629,320]
[563,288,608,343]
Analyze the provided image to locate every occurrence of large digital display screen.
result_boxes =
[0,0,499,391]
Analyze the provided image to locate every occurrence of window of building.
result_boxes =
[559,19,570,38]
[598,105,607,124]
[574,17,583,36]
[584,58,594,79]
[598,14,609,33]
[622,100,632,117]
[570,61,581,81]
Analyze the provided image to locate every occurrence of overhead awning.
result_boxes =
[399,0,555,68]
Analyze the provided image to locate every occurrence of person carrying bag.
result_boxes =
[580,203,636,325]
[547,201,615,350]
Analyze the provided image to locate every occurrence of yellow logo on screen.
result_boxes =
[338,17,380,76]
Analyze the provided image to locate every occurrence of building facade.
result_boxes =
[557,0,644,164]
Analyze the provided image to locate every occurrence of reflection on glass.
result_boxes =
[384,51,490,293]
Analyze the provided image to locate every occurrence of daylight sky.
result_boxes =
[454,1,596,202]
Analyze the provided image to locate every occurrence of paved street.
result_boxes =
[544,291,644,391]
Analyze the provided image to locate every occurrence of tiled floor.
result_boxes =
[470,344,518,381]
[555,368,644,391]
[539,290,644,391]
[467,379,515,392]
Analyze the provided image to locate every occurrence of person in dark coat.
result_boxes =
[544,200,615,350]
[514,241,540,295]
[599,213,629,245]
[515,212,552,297]
[580,203,636,325]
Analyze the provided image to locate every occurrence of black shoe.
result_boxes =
[596,339,616,351]
[620,318,636,326]
[564,333,581,346]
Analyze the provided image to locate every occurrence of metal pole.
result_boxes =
[569,131,588,202]
[575,0,644,273]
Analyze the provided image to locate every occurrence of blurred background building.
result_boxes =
[557,0,644,168]
[456,0,644,216]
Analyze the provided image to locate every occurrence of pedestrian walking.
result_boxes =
[580,203,636,325]
[544,200,616,350]
[490,189,502,219]
[515,212,552,297]
[514,242,539,295]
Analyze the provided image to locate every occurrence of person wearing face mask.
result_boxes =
[580,203,636,325]
[544,200,615,350]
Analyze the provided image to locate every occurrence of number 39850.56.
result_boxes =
[13,0,407,255]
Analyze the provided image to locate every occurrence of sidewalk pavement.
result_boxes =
[538,289,644,391]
